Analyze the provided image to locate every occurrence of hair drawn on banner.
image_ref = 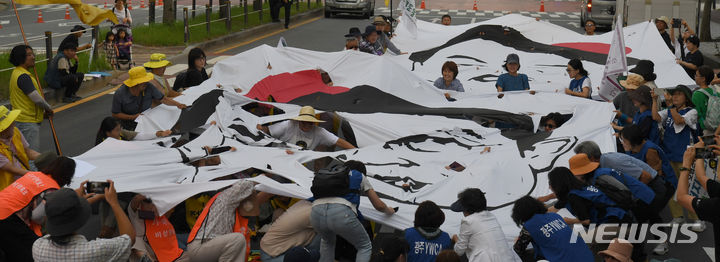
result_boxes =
[407,25,639,71]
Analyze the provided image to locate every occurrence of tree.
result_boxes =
[699,0,712,41]
[163,0,175,25]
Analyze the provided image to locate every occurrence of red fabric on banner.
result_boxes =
[245,70,349,103]
[551,42,632,55]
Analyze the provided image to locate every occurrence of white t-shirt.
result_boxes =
[268,120,339,150]
[658,107,698,133]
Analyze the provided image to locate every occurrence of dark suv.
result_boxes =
[581,0,616,27]
[325,0,375,18]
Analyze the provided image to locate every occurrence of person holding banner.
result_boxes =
[496,54,531,93]
[564,59,591,98]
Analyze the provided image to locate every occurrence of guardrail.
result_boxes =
[0,26,99,73]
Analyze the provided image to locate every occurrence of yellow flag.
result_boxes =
[385,0,389,6]
[14,0,117,26]
[71,3,118,25]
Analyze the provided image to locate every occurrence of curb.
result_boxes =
[169,8,324,64]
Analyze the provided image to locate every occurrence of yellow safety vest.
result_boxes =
[0,127,31,190]
[10,67,43,123]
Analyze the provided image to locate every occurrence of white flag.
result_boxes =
[399,0,417,39]
[598,16,628,101]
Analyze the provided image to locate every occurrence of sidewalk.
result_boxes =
[410,0,581,12]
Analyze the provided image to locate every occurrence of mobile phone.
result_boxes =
[672,18,682,28]
[449,161,465,171]
[86,181,110,194]
[138,210,156,220]
[702,135,716,146]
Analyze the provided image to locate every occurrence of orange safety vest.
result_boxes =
[0,127,31,190]
[144,215,184,262]
[187,192,250,260]
[0,172,59,236]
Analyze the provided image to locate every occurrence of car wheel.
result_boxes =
[362,12,370,19]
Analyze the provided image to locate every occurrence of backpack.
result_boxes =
[593,174,635,211]
[311,165,351,199]
[173,71,187,91]
[697,88,720,131]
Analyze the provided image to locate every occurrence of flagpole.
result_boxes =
[10,0,64,156]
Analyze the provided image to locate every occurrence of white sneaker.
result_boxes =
[670,217,685,224]
[653,241,670,255]
[691,220,707,232]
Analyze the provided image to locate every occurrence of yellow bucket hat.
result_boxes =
[143,53,171,69]
[619,74,645,90]
[124,66,155,87]
[0,106,20,133]
[291,106,325,123]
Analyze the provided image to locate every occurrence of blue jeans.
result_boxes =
[310,203,371,262]
[259,235,320,262]
[15,122,39,151]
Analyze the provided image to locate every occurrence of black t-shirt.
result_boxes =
[683,50,704,78]
[17,74,36,95]
[185,67,208,88]
[554,194,593,221]
[0,214,39,262]
[660,31,675,53]
[692,179,720,262]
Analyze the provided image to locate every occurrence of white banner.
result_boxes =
[399,0,417,39]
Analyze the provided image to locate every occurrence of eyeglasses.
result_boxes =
[585,24,595,27]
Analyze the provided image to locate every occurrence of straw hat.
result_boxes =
[143,53,172,69]
[0,106,20,133]
[619,74,645,90]
[291,106,325,123]
[655,16,671,28]
[598,238,633,262]
[569,153,599,175]
[124,66,155,87]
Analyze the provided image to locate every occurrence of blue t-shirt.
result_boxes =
[523,213,594,262]
[433,78,465,92]
[496,73,530,92]
[404,227,452,262]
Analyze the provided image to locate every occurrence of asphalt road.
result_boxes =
[28,3,714,261]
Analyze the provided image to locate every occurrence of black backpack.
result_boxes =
[173,71,187,91]
[311,165,351,199]
[593,174,635,211]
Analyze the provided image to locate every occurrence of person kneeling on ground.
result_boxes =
[32,181,135,261]
[511,196,593,261]
[185,180,271,261]
[450,188,521,261]
[45,41,84,103]
[128,194,189,262]
[257,106,356,153]
[0,106,43,190]
[0,156,80,262]
[405,200,452,261]
[260,199,320,262]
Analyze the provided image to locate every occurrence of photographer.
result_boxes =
[669,18,696,59]
[677,137,720,262]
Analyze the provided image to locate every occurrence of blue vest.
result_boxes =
[568,76,591,97]
[592,168,655,205]
[627,141,678,188]
[633,110,660,145]
[44,53,66,90]
[661,107,697,162]
[523,213,594,262]
[404,227,452,261]
[568,185,628,224]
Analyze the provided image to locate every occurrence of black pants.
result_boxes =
[60,73,83,98]
[271,0,291,27]
[0,215,38,262]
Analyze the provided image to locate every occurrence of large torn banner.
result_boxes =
[390,14,694,96]
[72,16,629,240]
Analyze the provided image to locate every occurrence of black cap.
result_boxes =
[71,25,86,33]
[363,25,380,37]
[687,35,700,47]
[667,85,694,107]
[344,27,361,38]
[450,188,486,213]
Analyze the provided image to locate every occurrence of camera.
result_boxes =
[702,135,716,146]
[672,18,682,28]
[85,181,110,194]
[695,147,715,159]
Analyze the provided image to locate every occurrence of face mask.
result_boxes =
[31,201,46,224]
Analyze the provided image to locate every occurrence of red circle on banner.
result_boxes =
[552,42,632,55]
